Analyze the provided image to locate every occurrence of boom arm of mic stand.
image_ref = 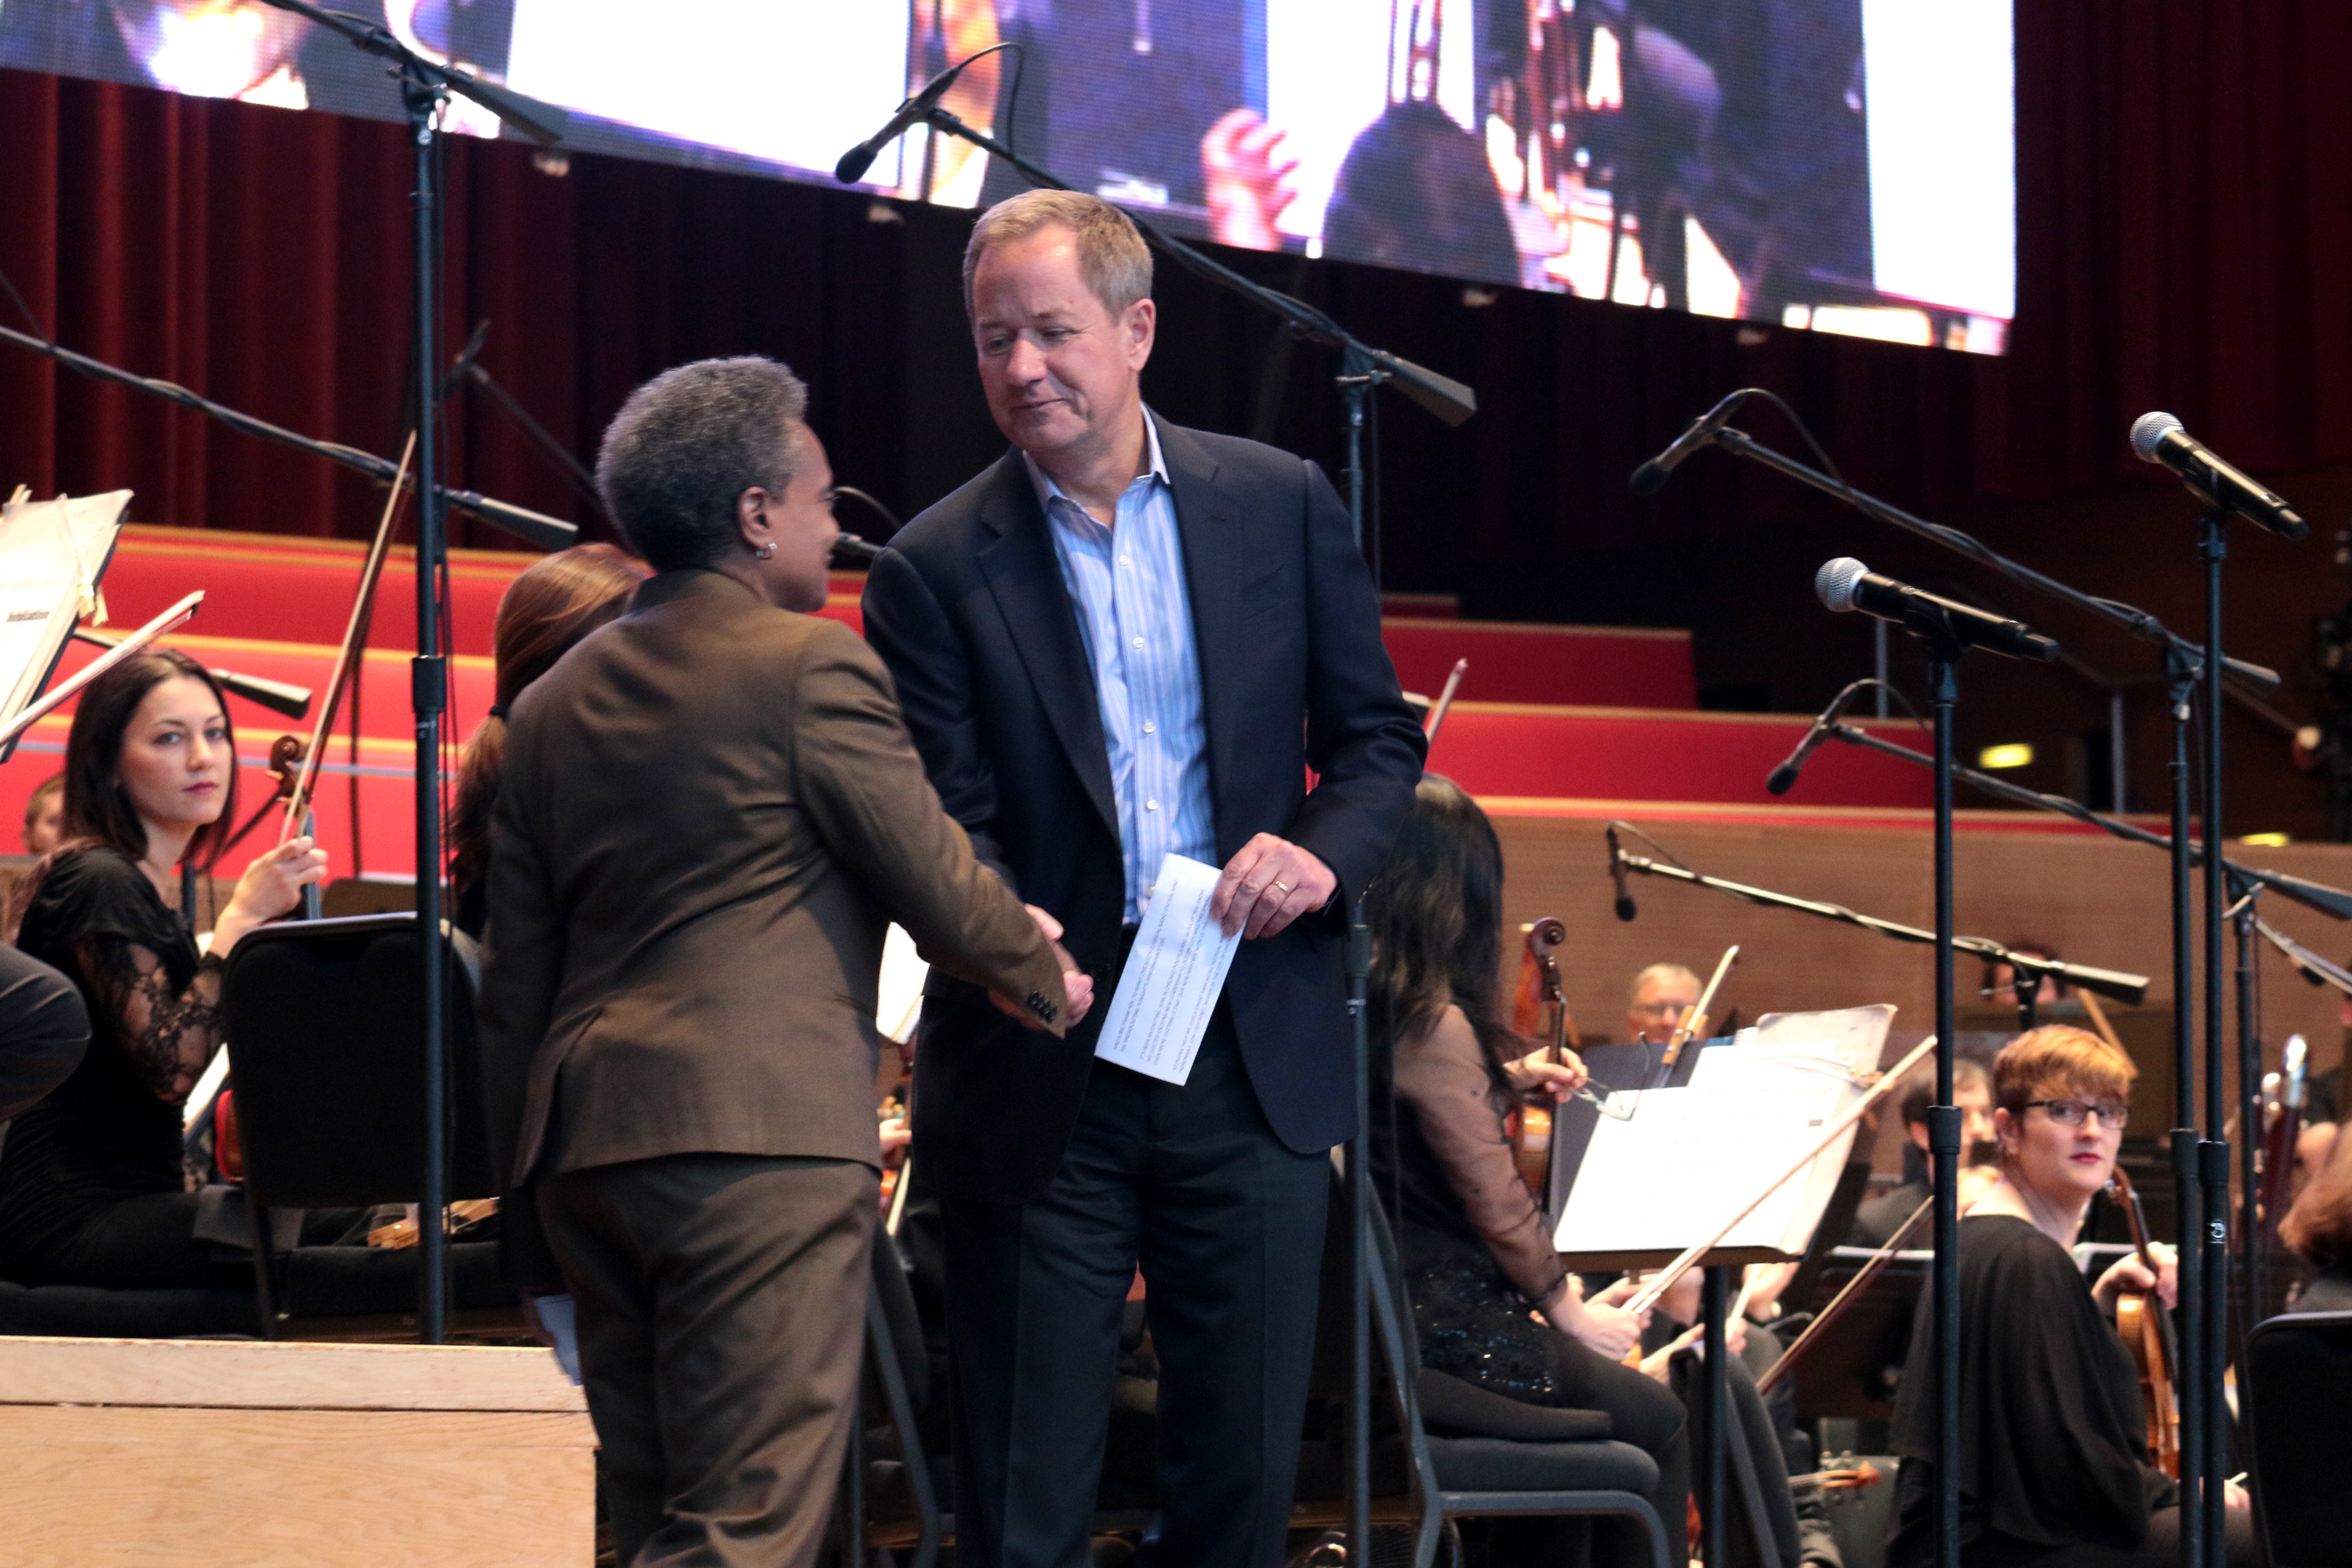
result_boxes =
[916,107,1476,428]
[1708,426,2278,689]
[1815,720,2352,922]
[1616,849,2151,1005]
[0,323,578,552]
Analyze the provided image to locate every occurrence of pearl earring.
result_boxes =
[754,542,776,560]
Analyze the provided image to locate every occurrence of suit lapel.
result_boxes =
[1158,417,1240,855]
[975,451,1120,840]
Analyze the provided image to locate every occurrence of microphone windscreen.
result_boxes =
[1765,763,1799,796]
[1629,459,1672,498]
[1815,556,1869,612]
[835,145,879,185]
[2130,410,2183,463]
[1615,895,1637,923]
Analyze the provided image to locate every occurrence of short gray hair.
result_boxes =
[594,356,808,572]
[1627,963,1700,1008]
[963,189,1153,321]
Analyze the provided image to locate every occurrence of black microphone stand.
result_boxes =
[865,104,1477,559]
[259,0,565,1346]
[1681,416,2261,1565]
[2193,510,2234,1568]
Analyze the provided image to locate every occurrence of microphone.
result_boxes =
[441,318,490,397]
[835,56,978,185]
[1815,557,2061,662]
[1630,389,1750,497]
[1766,681,1867,795]
[830,532,882,564]
[1606,822,1636,922]
[2130,412,2308,541]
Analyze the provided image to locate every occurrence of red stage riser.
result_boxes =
[1382,619,1698,709]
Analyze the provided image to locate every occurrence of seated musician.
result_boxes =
[2281,1116,2352,1314]
[1848,1060,1999,1247]
[1626,961,1701,1045]
[1886,1025,2254,1567]
[446,543,645,938]
[0,651,328,1288]
[1367,774,1694,1561]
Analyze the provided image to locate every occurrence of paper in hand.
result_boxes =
[1093,853,1240,1085]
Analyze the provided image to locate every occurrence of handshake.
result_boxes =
[990,905,1097,1031]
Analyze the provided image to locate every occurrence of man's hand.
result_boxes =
[1212,834,1337,938]
[990,904,1096,1029]
[1504,1047,1589,1100]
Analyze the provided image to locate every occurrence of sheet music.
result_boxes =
[0,491,130,759]
[1092,853,1240,1085]
[1553,1004,1894,1260]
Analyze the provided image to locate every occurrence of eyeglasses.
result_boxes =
[2021,1098,2130,1130]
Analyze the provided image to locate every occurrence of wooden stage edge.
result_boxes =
[1483,799,2352,1098]
[0,1336,593,1567]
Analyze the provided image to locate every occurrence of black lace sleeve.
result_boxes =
[72,936,226,1105]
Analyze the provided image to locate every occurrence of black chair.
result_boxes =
[2243,1309,2352,1568]
[218,912,518,1341]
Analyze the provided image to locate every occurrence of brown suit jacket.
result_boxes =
[477,570,1065,1234]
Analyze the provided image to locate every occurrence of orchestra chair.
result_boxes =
[219,912,519,1342]
[2242,1309,2352,1568]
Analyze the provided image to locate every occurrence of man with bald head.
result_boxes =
[1625,961,1701,1045]
[863,189,1424,1568]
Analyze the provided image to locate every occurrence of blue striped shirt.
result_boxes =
[1025,415,1214,923]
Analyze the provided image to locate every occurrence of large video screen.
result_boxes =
[0,1,2013,353]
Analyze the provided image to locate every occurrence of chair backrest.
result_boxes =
[2244,1309,2352,1568]
[220,914,496,1209]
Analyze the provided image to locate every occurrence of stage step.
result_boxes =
[1426,702,1935,809]
[106,528,1696,706]
[1383,618,1696,709]
[97,526,866,655]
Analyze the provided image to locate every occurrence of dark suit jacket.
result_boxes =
[478,571,1069,1268]
[862,416,1425,1202]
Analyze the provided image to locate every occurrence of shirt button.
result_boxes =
[1132,637,1145,650]
[1141,720,1156,734]
[1119,556,1132,566]
[1146,799,1159,812]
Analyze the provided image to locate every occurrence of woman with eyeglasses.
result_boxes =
[1885,1025,2255,1566]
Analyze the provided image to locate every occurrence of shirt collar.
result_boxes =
[1021,408,1168,521]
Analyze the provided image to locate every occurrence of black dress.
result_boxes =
[0,846,243,1288]
[1884,1213,2255,1568]
[1375,1007,1695,1563]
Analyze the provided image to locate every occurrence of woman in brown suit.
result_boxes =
[479,355,1091,1568]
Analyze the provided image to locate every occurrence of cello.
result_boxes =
[2106,1166,2182,1478]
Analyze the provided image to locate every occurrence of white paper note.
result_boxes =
[1093,854,1241,1085]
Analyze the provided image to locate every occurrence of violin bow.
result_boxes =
[1625,1034,1936,1317]
[1755,1188,1933,1395]
[1423,657,1468,744]
[277,431,416,847]
[2,591,204,747]
[1659,943,1740,1074]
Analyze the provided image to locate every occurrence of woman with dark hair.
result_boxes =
[1366,773,1694,1561]
[0,648,327,1288]
[1886,1026,2254,1566]
[2281,1117,2352,1313]
[447,543,645,936]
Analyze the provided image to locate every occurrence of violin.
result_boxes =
[2107,1166,2180,1478]
[1508,917,1578,1203]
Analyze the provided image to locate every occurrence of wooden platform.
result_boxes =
[0,1335,593,1567]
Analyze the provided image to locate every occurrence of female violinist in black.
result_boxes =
[0,649,327,1288]
[1365,774,1696,1561]
[1886,1025,2255,1566]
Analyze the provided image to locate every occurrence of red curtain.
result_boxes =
[3,3,2350,584]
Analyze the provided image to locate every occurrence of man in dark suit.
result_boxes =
[862,191,1425,1567]
[479,356,1092,1568]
